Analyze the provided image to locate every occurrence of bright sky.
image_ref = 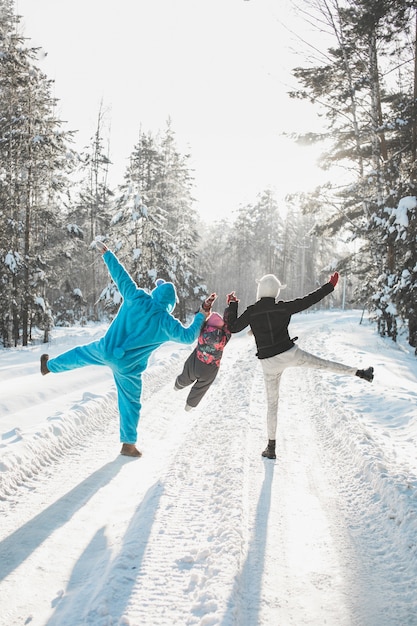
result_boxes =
[16,0,329,219]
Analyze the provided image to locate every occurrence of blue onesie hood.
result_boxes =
[151,279,177,313]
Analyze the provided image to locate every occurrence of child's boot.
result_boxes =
[355,366,374,382]
[262,439,276,459]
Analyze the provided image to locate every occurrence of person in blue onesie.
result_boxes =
[40,241,211,458]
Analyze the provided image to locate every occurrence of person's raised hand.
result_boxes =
[329,272,339,287]
[226,291,239,304]
[94,240,108,255]
[202,293,217,312]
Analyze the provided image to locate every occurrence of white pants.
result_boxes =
[260,345,357,440]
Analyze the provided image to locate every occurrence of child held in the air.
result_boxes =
[174,292,237,410]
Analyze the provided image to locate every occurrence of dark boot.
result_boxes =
[356,366,374,382]
[262,439,276,459]
[40,354,50,376]
[120,443,142,458]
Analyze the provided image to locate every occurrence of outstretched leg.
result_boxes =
[259,344,373,459]
[46,341,106,373]
[289,345,358,375]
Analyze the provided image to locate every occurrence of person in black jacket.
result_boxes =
[226,272,374,460]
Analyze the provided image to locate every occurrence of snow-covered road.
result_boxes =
[1,311,417,625]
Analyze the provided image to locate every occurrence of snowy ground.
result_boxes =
[1,310,417,626]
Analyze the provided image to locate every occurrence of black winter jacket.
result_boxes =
[226,282,334,359]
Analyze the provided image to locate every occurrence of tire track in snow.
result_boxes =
[83,335,257,626]
[304,368,417,626]
[3,316,417,625]
[0,344,221,625]
[237,364,353,626]
[296,310,417,626]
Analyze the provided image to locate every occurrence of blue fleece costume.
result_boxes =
[47,250,205,444]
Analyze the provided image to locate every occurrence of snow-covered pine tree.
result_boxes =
[64,103,114,322]
[288,0,417,348]
[157,121,205,320]
[106,130,169,305]
[373,196,417,350]
[105,123,204,322]
[0,1,76,346]
[217,190,285,307]
[226,200,259,307]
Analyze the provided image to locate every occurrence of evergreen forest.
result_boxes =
[0,0,416,355]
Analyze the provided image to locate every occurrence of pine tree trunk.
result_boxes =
[412,11,417,175]
[22,185,31,347]
[409,311,417,350]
